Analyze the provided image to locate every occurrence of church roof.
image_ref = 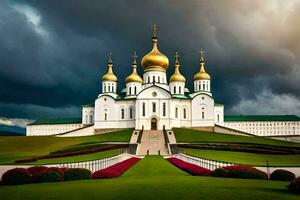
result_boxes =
[29,118,82,125]
[224,115,300,122]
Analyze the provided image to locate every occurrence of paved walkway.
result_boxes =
[138,130,169,156]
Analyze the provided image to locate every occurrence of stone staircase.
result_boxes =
[137,130,169,156]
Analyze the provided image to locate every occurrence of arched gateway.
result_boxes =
[151,118,158,130]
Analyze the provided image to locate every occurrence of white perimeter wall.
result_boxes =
[223,121,300,136]
[26,123,83,136]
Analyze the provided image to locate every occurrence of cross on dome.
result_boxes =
[152,24,157,38]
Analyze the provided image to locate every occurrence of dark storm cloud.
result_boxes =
[0,0,300,123]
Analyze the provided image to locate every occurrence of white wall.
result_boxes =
[194,80,211,93]
[26,123,83,136]
[214,105,224,125]
[102,81,117,93]
[169,82,185,95]
[126,82,142,96]
[223,121,300,136]
[191,93,215,127]
[82,106,94,125]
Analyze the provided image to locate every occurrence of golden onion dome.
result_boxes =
[170,51,186,82]
[102,52,118,82]
[125,52,143,84]
[141,25,169,72]
[194,49,211,80]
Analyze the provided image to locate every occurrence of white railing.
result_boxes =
[48,153,134,172]
[173,153,233,171]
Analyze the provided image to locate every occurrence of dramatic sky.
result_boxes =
[1,0,300,128]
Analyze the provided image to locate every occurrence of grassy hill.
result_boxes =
[173,128,300,147]
[0,129,133,164]
[0,156,298,200]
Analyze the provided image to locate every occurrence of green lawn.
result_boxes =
[184,149,300,167]
[26,149,120,165]
[0,129,133,164]
[174,128,300,147]
[0,156,298,200]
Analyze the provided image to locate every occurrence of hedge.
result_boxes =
[213,165,268,179]
[1,168,32,185]
[27,166,49,182]
[270,169,296,181]
[287,177,300,194]
[64,168,92,181]
[36,170,63,183]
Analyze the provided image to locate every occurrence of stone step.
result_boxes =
[137,130,169,156]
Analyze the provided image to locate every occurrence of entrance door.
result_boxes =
[151,118,157,130]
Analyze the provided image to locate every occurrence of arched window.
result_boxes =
[163,103,166,117]
[179,86,181,94]
[134,86,137,94]
[203,84,206,91]
[175,107,178,118]
[153,76,155,82]
[183,108,187,119]
[202,111,205,119]
[158,76,160,83]
[104,113,107,120]
[108,84,110,92]
[142,102,146,116]
[85,115,88,124]
[112,85,114,92]
[121,108,125,119]
[174,86,176,94]
[129,107,133,119]
[129,87,131,95]
[148,76,150,83]
[217,114,220,122]
[152,102,156,113]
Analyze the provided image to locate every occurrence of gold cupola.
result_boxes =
[141,24,169,72]
[169,51,186,82]
[102,52,118,82]
[194,48,211,80]
[125,52,143,84]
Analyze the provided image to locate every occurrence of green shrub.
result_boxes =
[36,170,63,183]
[287,177,300,194]
[270,169,295,181]
[211,168,229,177]
[1,168,32,185]
[64,168,92,181]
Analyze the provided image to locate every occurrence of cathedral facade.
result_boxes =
[90,30,223,131]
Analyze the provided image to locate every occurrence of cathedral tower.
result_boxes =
[125,52,143,96]
[102,52,118,93]
[193,48,211,94]
[169,51,186,95]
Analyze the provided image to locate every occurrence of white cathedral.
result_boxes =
[26,26,300,141]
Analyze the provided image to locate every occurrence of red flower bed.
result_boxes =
[213,165,268,179]
[167,157,212,176]
[93,157,140,179]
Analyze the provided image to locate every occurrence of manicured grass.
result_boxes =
[26,149,120,165]
[184,149,300,167]
[0,156,298,200]
[174,128,300,147]
[0,129,133,164]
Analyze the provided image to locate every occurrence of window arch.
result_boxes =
[163,103,166,117]
[179,86,181,94]
[183,108,187,119]
[148,76,150,83]
[104,113,107,120]
[142,102,146,116]
[129,107,133,119]
[175,107,179,118]
[129,87,131,95]
[174,86,176,94]
[134,86,137,94]
[152,102,156,113]
[158,76,160,83]
[121,108,125,119]
[202,111,205,119]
